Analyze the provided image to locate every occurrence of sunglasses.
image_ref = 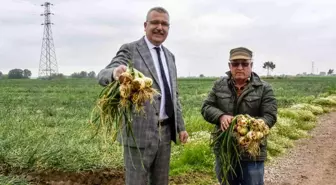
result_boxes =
[230,62,250,67]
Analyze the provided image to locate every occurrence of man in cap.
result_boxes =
[201,47,277,185]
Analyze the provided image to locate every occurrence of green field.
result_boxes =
[1,76,336,184]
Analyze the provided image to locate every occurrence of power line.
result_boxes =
[38,2,58,78]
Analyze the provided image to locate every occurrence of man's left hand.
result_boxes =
[179,131,189,144]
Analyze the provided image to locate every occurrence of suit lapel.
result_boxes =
[136,38,160,87]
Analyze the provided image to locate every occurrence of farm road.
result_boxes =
[264,112,336,185]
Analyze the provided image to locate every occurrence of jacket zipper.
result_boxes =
[234,85,254,115]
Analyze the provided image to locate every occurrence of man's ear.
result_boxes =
[144,22,147,31]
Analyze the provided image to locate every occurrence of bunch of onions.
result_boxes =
[233,114,270,158]
[118,66,158,112]
[210,114,270,185]
[89,61,159,144]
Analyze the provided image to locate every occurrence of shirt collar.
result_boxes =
[229,76,250,88]
[144,35,162,51]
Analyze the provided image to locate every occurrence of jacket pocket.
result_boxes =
[215,92,231,99]
[241,95,261,116]
[215,92,233,112]
[244,96,261,109]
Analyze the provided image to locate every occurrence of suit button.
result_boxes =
[156,112,159,116]
[158,96,161,100]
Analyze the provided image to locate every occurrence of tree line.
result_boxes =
[0,69,97,79]
[198,61,334,77]
[0,69,32,79]
[1,65,334,80]
[262,61,334,76]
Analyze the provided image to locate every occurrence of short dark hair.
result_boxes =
[146,7,169,21]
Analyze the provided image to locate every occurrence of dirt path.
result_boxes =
[264,112,336,185]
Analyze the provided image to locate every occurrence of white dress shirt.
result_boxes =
[144,36,172,120]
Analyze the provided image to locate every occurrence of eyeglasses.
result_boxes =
[230,62,250,67]
[148,20,170,27]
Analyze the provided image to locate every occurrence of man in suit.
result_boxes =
[97,7,189,185]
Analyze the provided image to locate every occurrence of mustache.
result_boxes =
[153,29,165,35]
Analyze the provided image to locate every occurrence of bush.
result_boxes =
[312,97,336,106]
[272,117,309,140]
[278,108,316,122]
[290,103,324,115]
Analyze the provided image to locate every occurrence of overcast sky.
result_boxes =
[1,0,335,77]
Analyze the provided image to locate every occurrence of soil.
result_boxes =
[264,112,336,185]
[1,112,336,185]
[0,166,125,185]
[25,168,125,185]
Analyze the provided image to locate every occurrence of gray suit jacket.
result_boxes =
[97,36,186,148]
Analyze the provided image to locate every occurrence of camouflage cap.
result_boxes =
[229,47,253,60]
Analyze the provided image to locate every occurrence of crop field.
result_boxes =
[1,76,336,184]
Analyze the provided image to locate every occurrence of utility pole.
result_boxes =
[311,61,314,75]
[38,2,58,78]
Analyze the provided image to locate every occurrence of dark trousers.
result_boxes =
[215,155,265,185]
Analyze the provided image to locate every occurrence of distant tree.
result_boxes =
[8,68,24,79]
[50,73,65,79]
[23,69,32,78]
[327,69,334,75]
[70,72,80,78]
[56,73,65,78]
[38,73,65,80]
[71,71,90,78]
[80,71,88,78]
[88,71,96,78]
[263,61,276,76]
[0,71,2,79]
[199,74,205,78]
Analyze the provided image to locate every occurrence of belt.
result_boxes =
[158,119,170,126]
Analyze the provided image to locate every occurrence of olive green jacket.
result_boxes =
[201,71,277,161]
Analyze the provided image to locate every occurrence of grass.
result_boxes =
[0,176,29,185]
[170,131,214,175]
[0,79,124,172]
[1,76,336,183]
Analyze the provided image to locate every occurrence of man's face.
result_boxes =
[144,11,170,46]
[229,59,253,81]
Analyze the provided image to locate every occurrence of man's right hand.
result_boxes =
[219,115,234,131]
[113,65,127,81]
